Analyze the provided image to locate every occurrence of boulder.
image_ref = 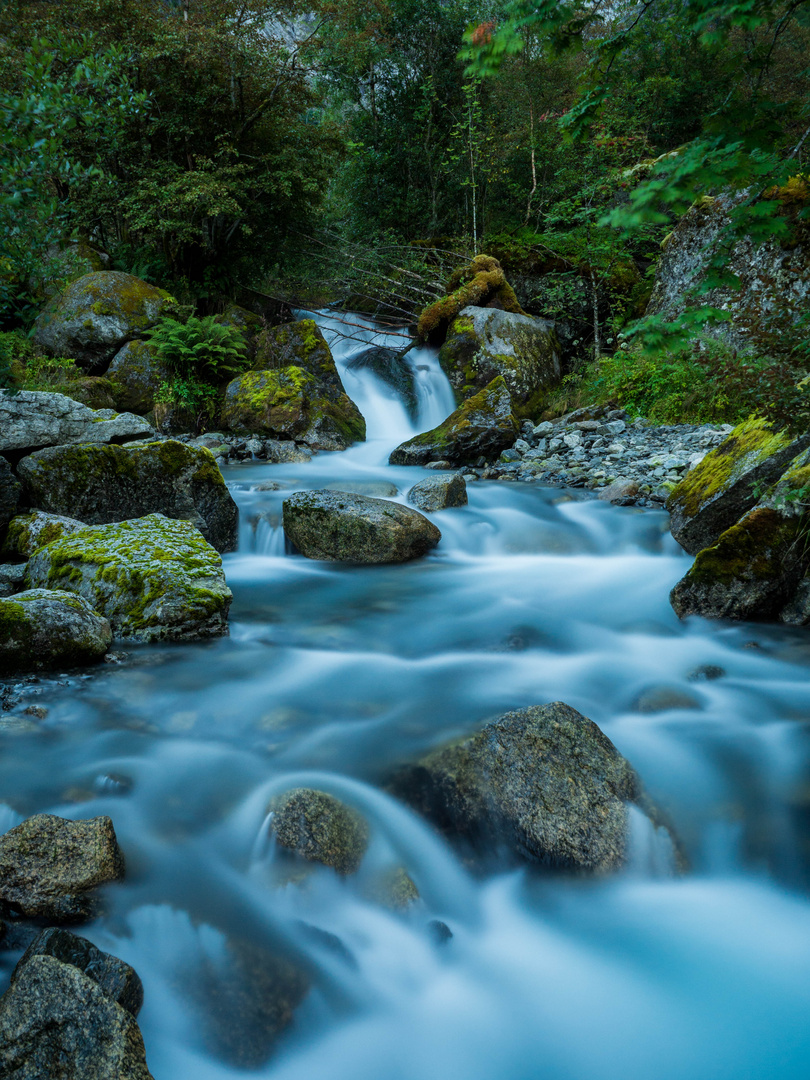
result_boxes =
[62,376,118,412]
[3,510,88,559]
[0,456,21,536]
[269,788,369,875]
[389,701,680,874]
[106,339,169,414]
[0,565,25,598]
[17,439,238,553]
[283,490,441,564]
[389,376,518,467]
[0,391,154,457]
[254,319,335,382]
[667,418,810,554]
[33,270,174,373]
[346,346,419,418]
[439,306,560,412]
[264,439,313,464]
[25,514,232,642]
[407,473,468,512]
[0,589,112,673]
[417,255,526,343]
[0,813,125,920]
[0,953,153,1079]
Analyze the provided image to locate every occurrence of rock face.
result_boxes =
[269,788,369,874]
[0,390,154,456]
[389,376,518,467]
[283,490,441,563]
[389,702,677,873]
[0,456,21,537]
[33,270,174,373]
[106,339,169,414]
[25,514,232,642]
[439,306,560,412]
[667,418,810,554]
[0,813,125,920]
[407,473,468,512]
[0,953,153,1079]
[223,319,366,451]
[0,565,25,598]
[346,346,418,418]
[0,589,112,673]
[17,439,238,553]
[3,510,88,559]
[647,183,810,358]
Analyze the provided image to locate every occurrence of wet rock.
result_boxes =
[268,788,370,874]
[33,270,174,373]
[389,701,679,874]
[283,490,441,564]
[427,919,453,945]
[25,514,232,642]
[667,418,809,554]
[0,390,154,456]
[0,564,25,597]
[389,376,518,467]
[17,439,238,553]
[408,473,468,512]
[598,478,640,505]
[687,664,726,681]
[364,866,420,909]
[346,345,419,418]
[0,813,125,920]
[324,480,399,497]
[3,510,87,559]
[634,686,702,713]
[0,953,153,1079]
[439,306,560,411]
[106,339,169,414]
[264,439,313,464]
[0,590,112,674]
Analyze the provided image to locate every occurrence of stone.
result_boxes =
[264,439,313,464]
[62,376,119,412]
[364,866,420,910]
[283,491,441,564]
[324,480,399,498]
[634,686,702,712]
[3,510,88,559]
[0,813,124,920]
[407,473,468,512]
[106,339,169,414]
[346,345,419,418]
[0,589,112,673]
[598,479,640,504]
[268,788,369,874]
[0,391,154,456]
[417,255,527,343]
[33,270,174,373]
[389,376,518,467]
[439,306,560,411]
[389,701,680,873]
[532,421,554,438]
[667,418,810,554]
[17,439,238,553]
[0,953,153,1079]
[0,456,21,537]
[0,564,25,597]
[25,514,232,642]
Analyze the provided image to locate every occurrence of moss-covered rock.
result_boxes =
[0,390,154,456]
[283,490,441,564]
[268,788,370,875]
[24,514,232,642]
[439,306,560,412]
[418,255,527,343]
[407,473,468,512]
[3,511,88,560]
[364,866,420,910]
[59,376,119,412]
[17,439,238,553]
[255,319,335,382]
[0,813,124,921]
[216,303,262,358]
[0,589,112,673]
[106,340,170,414]
[33,271,175,373]
[667,418,810,554]
[389,375,518,467]
[389,701,682,874]
[0,457,21,540]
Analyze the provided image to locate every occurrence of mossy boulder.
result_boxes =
[106,340,170,414]
[0,589,112,673]
[24,514,232,642]
[0,813,124,921]
[17,439,238,553]
[407,473,468,512]
[0,390,154,456]
[0,457,21,539]
[59,376,118,412]
[33,271,175,373]
[283,490,441,564]
[216,303,262,358]
[667,418,810,554]
[418,255,527,344]
[439,307,560,412]
[389,375,518,467]
[345,346,419,419]
[389,701,682,874]
[255,319,335,380]
[268,788,370,875]
[0,565,25,597]
[3,511,88,560]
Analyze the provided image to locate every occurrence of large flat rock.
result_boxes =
[0,390,153,456]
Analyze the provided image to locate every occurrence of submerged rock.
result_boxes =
[0,589,112,673]
[389,376,518,467]
[389,701,679,874]
[407,473,468,512]
[17,439,238,553]
[283,490,441,563]
[439,306,559,412]
[346,346,419,418]
[269,788,370,875]
[25,514,232,642]
[0,813,125,920]
[0,390,153,456]
[33,270,174,373]
[3,510,87,559]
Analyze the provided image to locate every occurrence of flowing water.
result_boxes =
[3,311,810,1077]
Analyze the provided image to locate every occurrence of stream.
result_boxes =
[3,310,810,1077]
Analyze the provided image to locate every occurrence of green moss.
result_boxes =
[686,507,804,587]
[418,255,526,341]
